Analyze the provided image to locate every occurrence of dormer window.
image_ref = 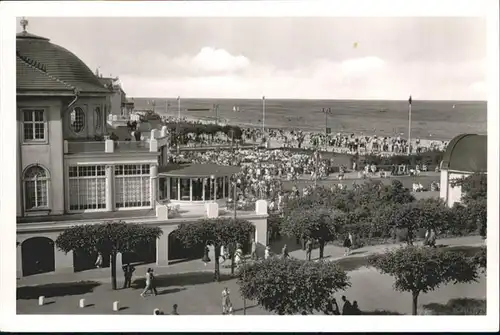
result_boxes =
[70,107,85,133]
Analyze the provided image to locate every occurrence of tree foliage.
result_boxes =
[369,246,480,315]
[390,198,450,244]
[281,207,339,258]
[55,221,162,289]
[451,172,487,204]
[172,218,255,281]
[473,247,486,273]
[238,257,350,315]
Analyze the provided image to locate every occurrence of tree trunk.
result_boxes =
[214,245,221,282]
[412,291,419,315]
[110,252,117,290]
[319,239,325,259]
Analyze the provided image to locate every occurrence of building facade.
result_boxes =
[439,134,487,207]
[16,23,267,277]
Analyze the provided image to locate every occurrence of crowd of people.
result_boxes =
[155,117,448,155]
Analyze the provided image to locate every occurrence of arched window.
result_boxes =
[70,107,85,133]
[23,165,49,210]
[95,106,102,130]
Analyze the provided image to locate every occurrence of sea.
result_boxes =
[132,98,487,141]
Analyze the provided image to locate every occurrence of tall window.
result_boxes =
[95,106,102,130]
[68,165,106,211]
[115,164,151,208]
[23,109,46,141]
[23,165,49,210]
[170,177,179,200]
[70,107,85,133]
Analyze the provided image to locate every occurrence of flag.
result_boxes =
[177,96,180,101]
[263,96,265,100]
[408,95,412,105]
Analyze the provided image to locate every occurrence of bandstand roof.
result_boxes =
[158,163,240,178]
[441,134,487,172]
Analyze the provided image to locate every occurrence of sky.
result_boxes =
[17,17,487,100]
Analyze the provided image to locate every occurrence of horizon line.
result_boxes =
[130,96,487,102]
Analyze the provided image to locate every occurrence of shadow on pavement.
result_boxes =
[423,298,486,315]
[158,287,187,295]
[131,272,233,289]
[17,281,101,300]
[333,257,371,272]
[234,304,259,313]
[360,309,403,315]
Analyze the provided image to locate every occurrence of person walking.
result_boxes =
[95,252,103,268]
[305,239,313,261]
[343,234,352,256]
[331,298,341,315]
[282,244,289,259]
[221,287,231,315]
[341,295,352,315]
[122,263,135,289]
[251,239,257,260]
[352,301,361,315]
[265,245,271,260]
[170,304,179,315]
[140,268,158,297]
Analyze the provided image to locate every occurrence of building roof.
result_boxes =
[441,134,487,172]
[16,31,111,95]
[158,163,241,177]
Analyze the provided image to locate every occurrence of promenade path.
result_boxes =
[17,235,485,315]
[17,235,483,287]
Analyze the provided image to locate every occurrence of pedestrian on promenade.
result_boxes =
[282,244,289,259]
[352,301,361,315]
[251,239,257,260]
[95,252,103,268]
[170,304,179,315]
[342,295,352,315]
[122,263,135,289]
[305,239,313,261]
[265,245,271,260]
[140,268,158,297]
[343,235,352,256]
[331,298,340,315]
[222,287,231,315]
[235,244,243,266]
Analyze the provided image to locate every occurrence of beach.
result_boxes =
[132,98,487,141]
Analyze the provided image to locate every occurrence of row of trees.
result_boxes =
[55,218,256,288]
[237,246,486,315]
[278,173,487,256]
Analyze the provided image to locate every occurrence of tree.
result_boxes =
[238,258,350,315]
[172,218,255,281]
[55,221,162,290]
[391,198,450,245]
[451,172,487,204]
[281,207,338,259]
[473,247,486,273]
[369,246,480,315]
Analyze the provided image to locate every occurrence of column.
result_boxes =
[55,249,74,273]
[253,218,269,258]
[156,227,170,266]
[17,243,22,278]
[150,164,158,209]
[105,165,114,212]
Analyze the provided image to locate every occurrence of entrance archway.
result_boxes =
[73,249,110,272]
[122,241,156,265]
[168,231,204,264]
[21,237,55,276]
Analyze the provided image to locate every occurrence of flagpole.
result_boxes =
[177,96,181,154]
[262,96,266,135]
[408,95,412,155]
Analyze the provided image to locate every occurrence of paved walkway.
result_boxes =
[17,235,483,288]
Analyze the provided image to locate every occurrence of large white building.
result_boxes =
[439,133,487,207]
[16,22,267,277]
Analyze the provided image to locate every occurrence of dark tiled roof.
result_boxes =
[159,163,241,177]
[16,32,111,94]
[17,56,73,91]
[441,134,487,172]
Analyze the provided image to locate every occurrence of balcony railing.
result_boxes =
[67,141,106,153]
[114,141,150,152]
